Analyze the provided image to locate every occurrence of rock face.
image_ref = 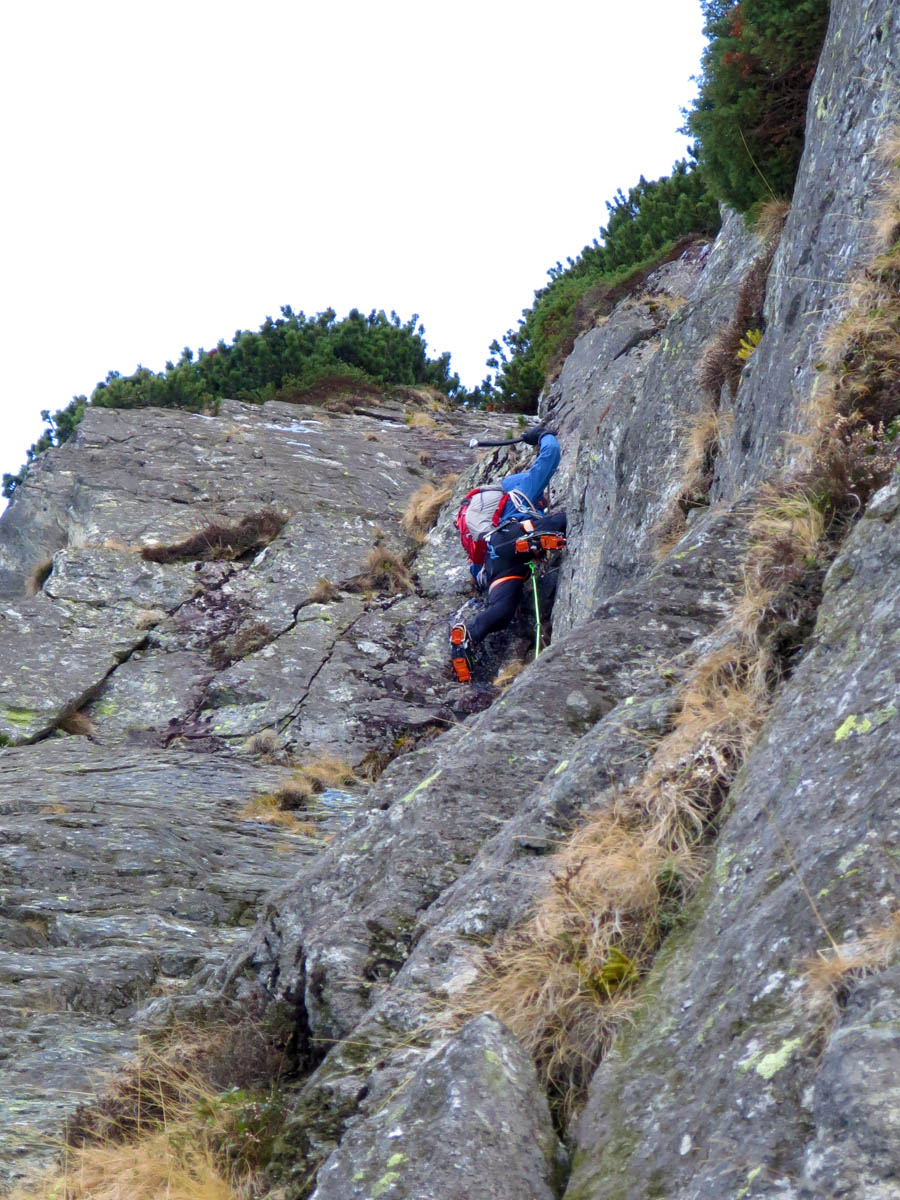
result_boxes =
[2,0,900,1195]
[310,1016,562,1200]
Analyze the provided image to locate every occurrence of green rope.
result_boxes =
[529,560,541,658]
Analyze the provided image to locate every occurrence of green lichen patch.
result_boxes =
[833,704,898,742]
[4,706,40,726]
[399,769,442,806]
[372,1169,402,1196]
[740,1035,804,1080]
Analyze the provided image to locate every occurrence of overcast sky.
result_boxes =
[2,1,706,494]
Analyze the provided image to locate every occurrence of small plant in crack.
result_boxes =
[401,473,459,543]
[141,508,289,565]
[24,557,54,596]
[351,546,415,595]
[209,621,273,669]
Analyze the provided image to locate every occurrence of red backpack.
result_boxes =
[454,487,511,565]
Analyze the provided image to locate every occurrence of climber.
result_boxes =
[450,428,567,682]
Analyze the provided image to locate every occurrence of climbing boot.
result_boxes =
[449,623,474,683]
[514,530,567,556]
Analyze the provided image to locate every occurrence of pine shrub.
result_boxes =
[687,0,831,212]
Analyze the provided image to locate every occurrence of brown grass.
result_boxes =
[458,638,769,1117]
[11,1019,292,1200]
[240,753,355,829]
[401,474,459,542]
[308,576,340,604]
[59,711,97,739]
[133,608,167,630]
[238,794,319,834]
[209,622,273,670]
[753,197,792,244]
[275,374,383,408]
[698,204,789,404]
[493,659,527,689]
[11,1132,238,1200]
[24,558,54,596]
[651,404,720,558]
[270,755,355,811]
[141,509,288,565]
[802,911,900,1030]
[405,411,438,430]
[353,546,415,594]
[245,730,280,759]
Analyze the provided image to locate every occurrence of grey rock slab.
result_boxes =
[85,646,213,744]
[803,965,900,1199]
[546,217,761,634]
[265,690,680,1196]
[308,1016,560,1200]
[714,0,900,496]
[0,397,511,587]
[45,546,199,614]
[0,738,346,1180]
[563,478,900,1200]
[201,599,367,741]
[222,502,747,1178]
[0,594,145,744]
[283,595,462,764]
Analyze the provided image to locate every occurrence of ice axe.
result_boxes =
[467,433,530,448]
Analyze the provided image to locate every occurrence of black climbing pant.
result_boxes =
[468,512,567,645]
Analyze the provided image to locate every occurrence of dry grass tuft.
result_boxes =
[698,204,789,405]
[270,755,355,812]
[308,576,341,604]
[11,1018,293,1200]
[245,730,280,759]
[133,607,167,630]
[365,432,379,441]
[24,558,54,596]
[59,711,97,739]
[357,748,391,781]
[354,546,415,594]
[493,659,528,689]
[238,794,319,834]
[141,509,288,565]
[802,911,900,1029]
[458,638,769,1117]
[651,404,720,558]
[401,474,459,542]
[209,622,273,670]
[754,197,792,244]
[405,411,438,430]
[241,754,357,827]
[12,1131,237,1200]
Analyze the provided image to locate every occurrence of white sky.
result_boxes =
[1,0,706,493]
